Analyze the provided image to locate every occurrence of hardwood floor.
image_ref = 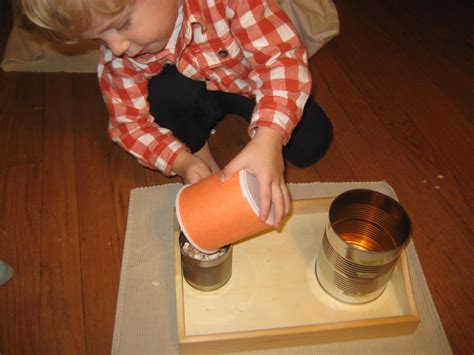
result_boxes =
[0,0,472,354]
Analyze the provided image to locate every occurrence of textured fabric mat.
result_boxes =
[111,181,451,354]
[1,26,98,73]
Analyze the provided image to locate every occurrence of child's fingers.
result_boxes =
[270,183,286,228]
[184,160,212,184]
[220,158,242,182]
[257,178,272,224]
[281,181,291,215]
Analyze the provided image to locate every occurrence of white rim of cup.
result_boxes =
[239,170,275,226]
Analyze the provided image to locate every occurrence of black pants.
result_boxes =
[148,65,333,168]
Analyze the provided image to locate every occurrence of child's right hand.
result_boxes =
[172,150,213,184]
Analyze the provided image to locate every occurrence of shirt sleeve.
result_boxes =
[228,0,312,144]
[97,46,188,176]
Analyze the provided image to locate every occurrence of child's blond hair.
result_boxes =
[19,0,134,41]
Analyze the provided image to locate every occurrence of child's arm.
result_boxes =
[221,0,312,228]
[98,47,190,177]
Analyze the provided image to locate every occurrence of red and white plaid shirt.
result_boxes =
[98,0,311,176]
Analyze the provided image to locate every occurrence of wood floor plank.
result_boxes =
[308,58,360,183]
[40,73,86,354]
[72,75,122,355]
[377,0,474,120]
[388,80,474,213]
[327,0,473,125]
[0,72,18,169]
[4,73,44,168]
[0,70,44,354]
[0,72,43,169]
[0,164,41,355]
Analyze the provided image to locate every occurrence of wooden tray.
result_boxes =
[174,197,420,353]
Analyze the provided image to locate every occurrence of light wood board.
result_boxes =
[174,197,419,353]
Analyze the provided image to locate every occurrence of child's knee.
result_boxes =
[285,128,333,168]
[283,99,333,168]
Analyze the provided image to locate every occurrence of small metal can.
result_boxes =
[179,233,233,291]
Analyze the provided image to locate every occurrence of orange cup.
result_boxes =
[175,170,274,253]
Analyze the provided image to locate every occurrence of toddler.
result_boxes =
[21,0,333,227]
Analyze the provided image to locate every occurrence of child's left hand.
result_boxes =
[220,126,291,229]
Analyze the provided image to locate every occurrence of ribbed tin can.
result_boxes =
[316,189,411,304]
[179,233,233,291]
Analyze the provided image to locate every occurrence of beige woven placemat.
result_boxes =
[111,181,451,354]
[1,25,98,73]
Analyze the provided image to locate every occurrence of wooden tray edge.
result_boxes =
[178,315,421,353]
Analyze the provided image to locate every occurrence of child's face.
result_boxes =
[84,0,180,57]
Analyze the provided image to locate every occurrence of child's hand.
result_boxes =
[172,151,213,184]
[220,127,291,228]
